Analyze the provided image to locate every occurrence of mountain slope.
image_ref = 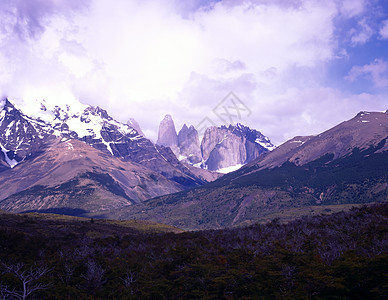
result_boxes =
[97,111,388,230]
[0,138,184,215]
[252,111,388,170]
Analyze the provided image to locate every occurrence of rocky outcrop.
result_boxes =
[156,115,179,156]
[200,124,274,171]
[177,124,202,164]
[127,118,144,136]
[204,129,246,171]
[0,99,54,168]
[156,115,274,172]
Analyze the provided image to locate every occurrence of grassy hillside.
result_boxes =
[0,210,183,235]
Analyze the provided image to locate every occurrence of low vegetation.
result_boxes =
[0,204,387,299]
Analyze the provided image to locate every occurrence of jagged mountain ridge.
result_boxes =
[98,111,388,230]
[0,99,210,188]
[156,114,275,172]
[0,98,224,216]
[0,99,54,167]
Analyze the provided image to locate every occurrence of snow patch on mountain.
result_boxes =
[14,98,141,153]
[66,142,74,150]
[255,139,276,151]
[217,164,243,174]
[17,98,87,123]
[0,145,19,168]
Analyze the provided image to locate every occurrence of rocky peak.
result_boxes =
[179,124,189,136]
[177,124,201,164]
[162,119,275,172]
[157,114,178,155]
[0,98,8,111]
[85,106,112,121]
[0,100,22,127]
[0,98,17,113]
[127,118,145,136]
[230,123,275,151]
[177,124,198,143]
[200,123,274,171]
[0,99,53,168]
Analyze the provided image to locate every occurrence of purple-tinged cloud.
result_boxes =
[340,0,367,18]
[346,59,388,88]
[380,19,388,39]
[350,18,374,45]
[0,0,387,145]
[0,0,90,40]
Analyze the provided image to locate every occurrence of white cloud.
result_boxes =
[245,87,387,145]
[340,0,366,18]
[350,18,374,45]
[379,19,388,39]
[346,59,388,88]
[0,0,386,144]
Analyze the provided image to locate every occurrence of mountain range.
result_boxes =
[0,97,272,215]
[0,98,221,214]
[97,111,388,230]
[156,114,274,171]
[0,97,387,229]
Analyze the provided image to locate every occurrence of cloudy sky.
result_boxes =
[0,0,387,145]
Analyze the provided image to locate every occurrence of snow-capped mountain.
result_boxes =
[0,99,54,169]
[231,123,275,151]
[0,98,222,216]
[0,98,213,188]
[16,98,142,156]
